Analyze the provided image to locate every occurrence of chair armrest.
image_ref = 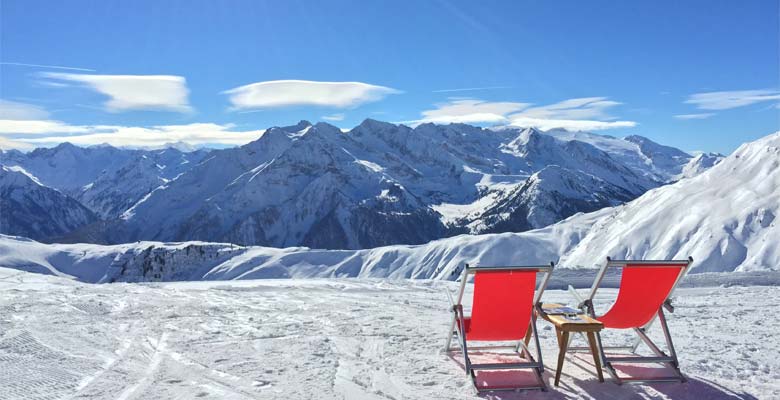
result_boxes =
[663,299,675,313]
[568,285,585,303]
[579,299,595,316]
[568,285,593,313]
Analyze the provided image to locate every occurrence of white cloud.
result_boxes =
[674,113,715,120]
[685,89,780,110]
[224,80,400,110]
[0,100,91,135]
[412,97,635,131]
[415,99,529,125]
[0,101,260,149]
[0,135,35,151]
[509,97,622,120]
[322,113,345,121]
[0,119,91,135]
[16,123,263,148]
[40,73,192,113]
[509,117,636,131]
[0,99,51,120]
[507,97,636,131]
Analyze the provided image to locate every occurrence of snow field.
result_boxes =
[0,268,776,399]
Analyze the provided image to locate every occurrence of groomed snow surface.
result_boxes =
[1,267,776,400]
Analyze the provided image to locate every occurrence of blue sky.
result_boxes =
[1,0,778,153]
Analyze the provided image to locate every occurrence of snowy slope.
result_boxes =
[1,131,776,280]
[0,166,98,241]
[2,143,210,219]
[2,121,697,248]
[0,206,601,282]
[677,152,725,179]
[560,131,780,272]
[460,165,636,233]
[542,128,694,181]
[115,121,669,248]
[1,143,135,192]
[0,268,777,399]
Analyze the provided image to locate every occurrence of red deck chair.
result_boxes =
[444,263,554,392]
[571,257,692,384]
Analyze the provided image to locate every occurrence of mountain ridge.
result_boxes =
[2,119,699,248]
[0,130,775,281]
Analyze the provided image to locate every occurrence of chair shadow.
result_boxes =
[446,352,568,399]
[570,353,759,400]
[447,351,757,399]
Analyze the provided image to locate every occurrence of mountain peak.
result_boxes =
[280,120,313,132]
[356,118,396,131]
[514,126,549,147]
[53,142,78,152]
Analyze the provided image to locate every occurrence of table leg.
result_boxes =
[555,330,569,386]
[587,332,604,382]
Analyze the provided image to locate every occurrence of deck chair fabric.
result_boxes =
[575,257,692,385]
[463,270,536,341]
[598,265,682,329]
[444,263,553,392]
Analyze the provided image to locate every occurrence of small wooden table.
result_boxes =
[537,303,605,386]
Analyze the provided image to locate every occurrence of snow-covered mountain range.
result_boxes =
[0,165,97,239]
[1,130,775,282]
[1,120,697,247]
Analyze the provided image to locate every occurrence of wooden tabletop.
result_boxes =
[537,303,603,332]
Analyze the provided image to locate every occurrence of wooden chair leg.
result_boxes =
[587,332,604,382]
[554,330,569,386]
[524,320,533,347]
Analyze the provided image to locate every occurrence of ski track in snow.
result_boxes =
[0,268,776,400]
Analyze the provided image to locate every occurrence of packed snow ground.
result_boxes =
[0,267,775,400]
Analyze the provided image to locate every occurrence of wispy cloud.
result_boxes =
[507,97,636,131]
[322,113,345,121]
[3,123,263,149]
[0,62,96,72]
[39,73,192,113]
[0,100,261,149]
[0,136,35,150]
[685,89,780,110]
[0,99,51,120]
[509,117,635,131]
[432,86,512,93]
[414,99,529,125]
[223,80,400,110]
[411,97,636,131]
[26,123,263,147]
[0,119,91,135]
[0,100,90,135]
[509,97,621,120]
[674,113,715,120]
